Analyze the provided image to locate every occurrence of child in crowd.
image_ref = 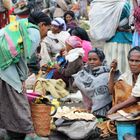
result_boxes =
[52,36,84,90]
[71,27,92,63]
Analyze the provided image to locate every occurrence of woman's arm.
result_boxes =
[16,55,29,92]
[61,57,83,77]
[108,96,140,114]
[108,59,118,94]
[108,70,116,95]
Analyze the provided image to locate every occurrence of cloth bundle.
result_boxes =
[89,0,127,41]
[34,78,69,98]
[56,120,99,140]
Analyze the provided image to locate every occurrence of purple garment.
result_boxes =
[79,0,88,18]
[66,20,78,30]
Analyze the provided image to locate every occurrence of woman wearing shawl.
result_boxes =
[53,36,84,90]
[0,12,51,139]
[40,17,70,66]
[73,48,112,117]
[108,47,140,114]
[71,27,93,63]
[89,0,132,73]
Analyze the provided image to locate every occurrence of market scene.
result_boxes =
[0,0,140,139]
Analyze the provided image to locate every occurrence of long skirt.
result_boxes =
[0,10,10,29]
[0,79,34,134]
[104,42,131,73]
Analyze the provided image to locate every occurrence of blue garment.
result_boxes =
[107,2,132,44]
[46,56,67,79]
[132,32,140,47]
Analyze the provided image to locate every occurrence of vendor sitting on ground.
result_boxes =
[71,27,93,63]
[73,48,112,117]
[108,47,140,115]
[52,36,84,90]
[44,17,70,61]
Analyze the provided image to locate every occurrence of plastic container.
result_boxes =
[116,121,136,140]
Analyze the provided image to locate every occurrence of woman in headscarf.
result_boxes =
[40,17,70,66]
[0,11,51,139]
[52,36,84,90]
[71,27,93,63]
[73,48,113,117]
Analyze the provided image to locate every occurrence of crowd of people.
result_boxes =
[0,0,140,139]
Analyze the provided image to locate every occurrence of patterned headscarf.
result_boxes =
[65,36,82,48]
[51,17,66,31]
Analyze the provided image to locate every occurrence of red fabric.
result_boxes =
[134,6,140,34]
[17,14,29,19]
[0,10,10,29]
[9,7,14,15]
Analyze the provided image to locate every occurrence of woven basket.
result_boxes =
[30,103,52,137]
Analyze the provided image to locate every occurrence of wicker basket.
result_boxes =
[30,103,52,137]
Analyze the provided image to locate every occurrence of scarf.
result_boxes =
[73,65,111,111]
[65,36,82,48]
[51,17,66,31]
[0,19,39,70]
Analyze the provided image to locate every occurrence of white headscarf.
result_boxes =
[51,17,66,31]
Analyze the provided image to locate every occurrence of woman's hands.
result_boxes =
[107,106,118,115]
[53,63,60,69]
[22,81,26,93]
[60,48,67,56]
[110,59,117,72]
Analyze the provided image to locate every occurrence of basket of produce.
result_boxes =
[27,92,57,136]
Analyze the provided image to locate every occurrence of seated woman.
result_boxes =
[71,27,93,63]
[41,17,70,62]
[52,36,84,89]
[73,48,112,117]
[108,47,140,114]
[63,10,78,33]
